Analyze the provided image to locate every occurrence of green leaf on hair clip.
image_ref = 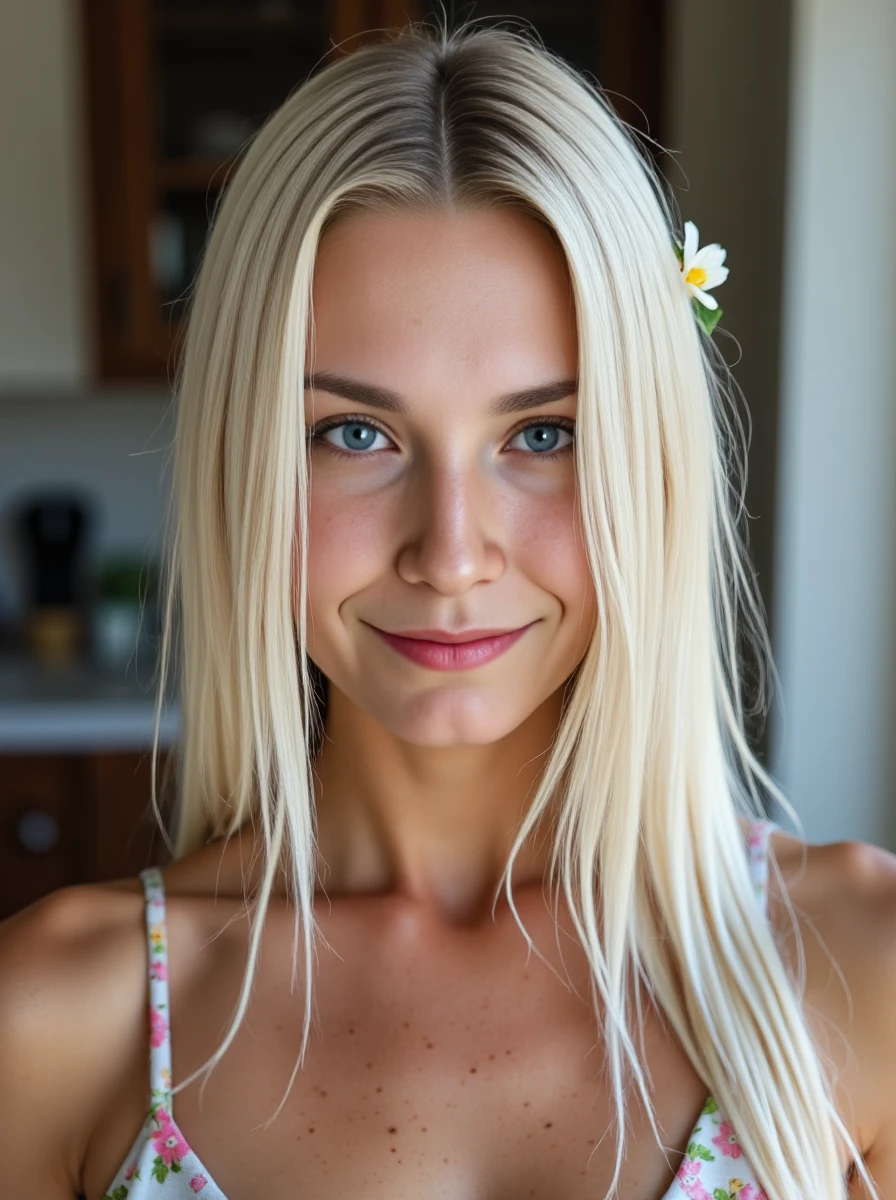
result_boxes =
[672,237,684,265]
[692,297,723,337]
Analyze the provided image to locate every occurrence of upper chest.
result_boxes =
[85,890,710,1200]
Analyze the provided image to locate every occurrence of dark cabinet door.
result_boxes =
[0,751,171,920]
[82,750,171,882]
[0,756,85,918]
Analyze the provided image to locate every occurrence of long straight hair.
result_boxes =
[149,17,873,1199]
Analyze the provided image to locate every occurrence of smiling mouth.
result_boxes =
[368,622,537,671]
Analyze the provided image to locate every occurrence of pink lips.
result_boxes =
[370,622,536,671]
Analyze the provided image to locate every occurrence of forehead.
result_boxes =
[306,207,578,395]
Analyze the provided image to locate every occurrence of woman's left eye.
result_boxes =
[313,420,393,455]
[506,420,575,456]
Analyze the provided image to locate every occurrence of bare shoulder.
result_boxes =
[767,825,896,979]
[0,880,148,1197]
[767,825,896,1186]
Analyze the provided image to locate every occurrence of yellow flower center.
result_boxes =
[685,266,707,287]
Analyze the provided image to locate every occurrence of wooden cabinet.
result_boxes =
[80,0,666,381]
[0,750,171,919]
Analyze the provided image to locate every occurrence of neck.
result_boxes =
[309,683,568,922]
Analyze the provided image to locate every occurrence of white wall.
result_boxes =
[0,0,90,384]
[771,0,896,849]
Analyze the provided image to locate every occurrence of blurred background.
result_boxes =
[0,0,893,918]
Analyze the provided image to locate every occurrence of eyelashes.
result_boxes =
[305,414,576,461]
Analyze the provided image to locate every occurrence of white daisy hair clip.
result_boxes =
[673,219,729,336]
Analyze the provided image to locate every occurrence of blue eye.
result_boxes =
[315,420,393,455]
[508,422,574,455]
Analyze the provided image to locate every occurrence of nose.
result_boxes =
[395,455,506,595]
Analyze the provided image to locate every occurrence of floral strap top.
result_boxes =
[102,819,778,1200]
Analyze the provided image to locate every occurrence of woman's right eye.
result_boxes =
[309,419,394,456]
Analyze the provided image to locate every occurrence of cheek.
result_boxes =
[507,484,595,611]
[304,487,388,612]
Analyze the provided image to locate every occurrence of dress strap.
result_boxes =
[746,818,777,919]
[138,866,174,1112]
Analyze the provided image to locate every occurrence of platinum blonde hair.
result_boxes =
[150,17,872,1199]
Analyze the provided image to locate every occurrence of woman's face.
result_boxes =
[301,206,597,747]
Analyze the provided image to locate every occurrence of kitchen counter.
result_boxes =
[0,653,180,752]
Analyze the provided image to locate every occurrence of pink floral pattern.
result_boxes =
[149,1007,168,1049]
[151,1110,190,1167]
[673,1095,771,1199]
[101,821,778,1200]
[676,1154,713,1199]
[713,1119,744,1158]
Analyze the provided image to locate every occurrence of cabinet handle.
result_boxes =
[16,810,60,855]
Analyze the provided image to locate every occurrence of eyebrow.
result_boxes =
[303,370,578,417]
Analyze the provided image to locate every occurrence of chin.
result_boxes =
[376,688,527,747]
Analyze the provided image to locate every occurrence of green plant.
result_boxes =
[96,556,159,603]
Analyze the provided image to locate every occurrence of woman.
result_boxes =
[1,18,894,1200]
